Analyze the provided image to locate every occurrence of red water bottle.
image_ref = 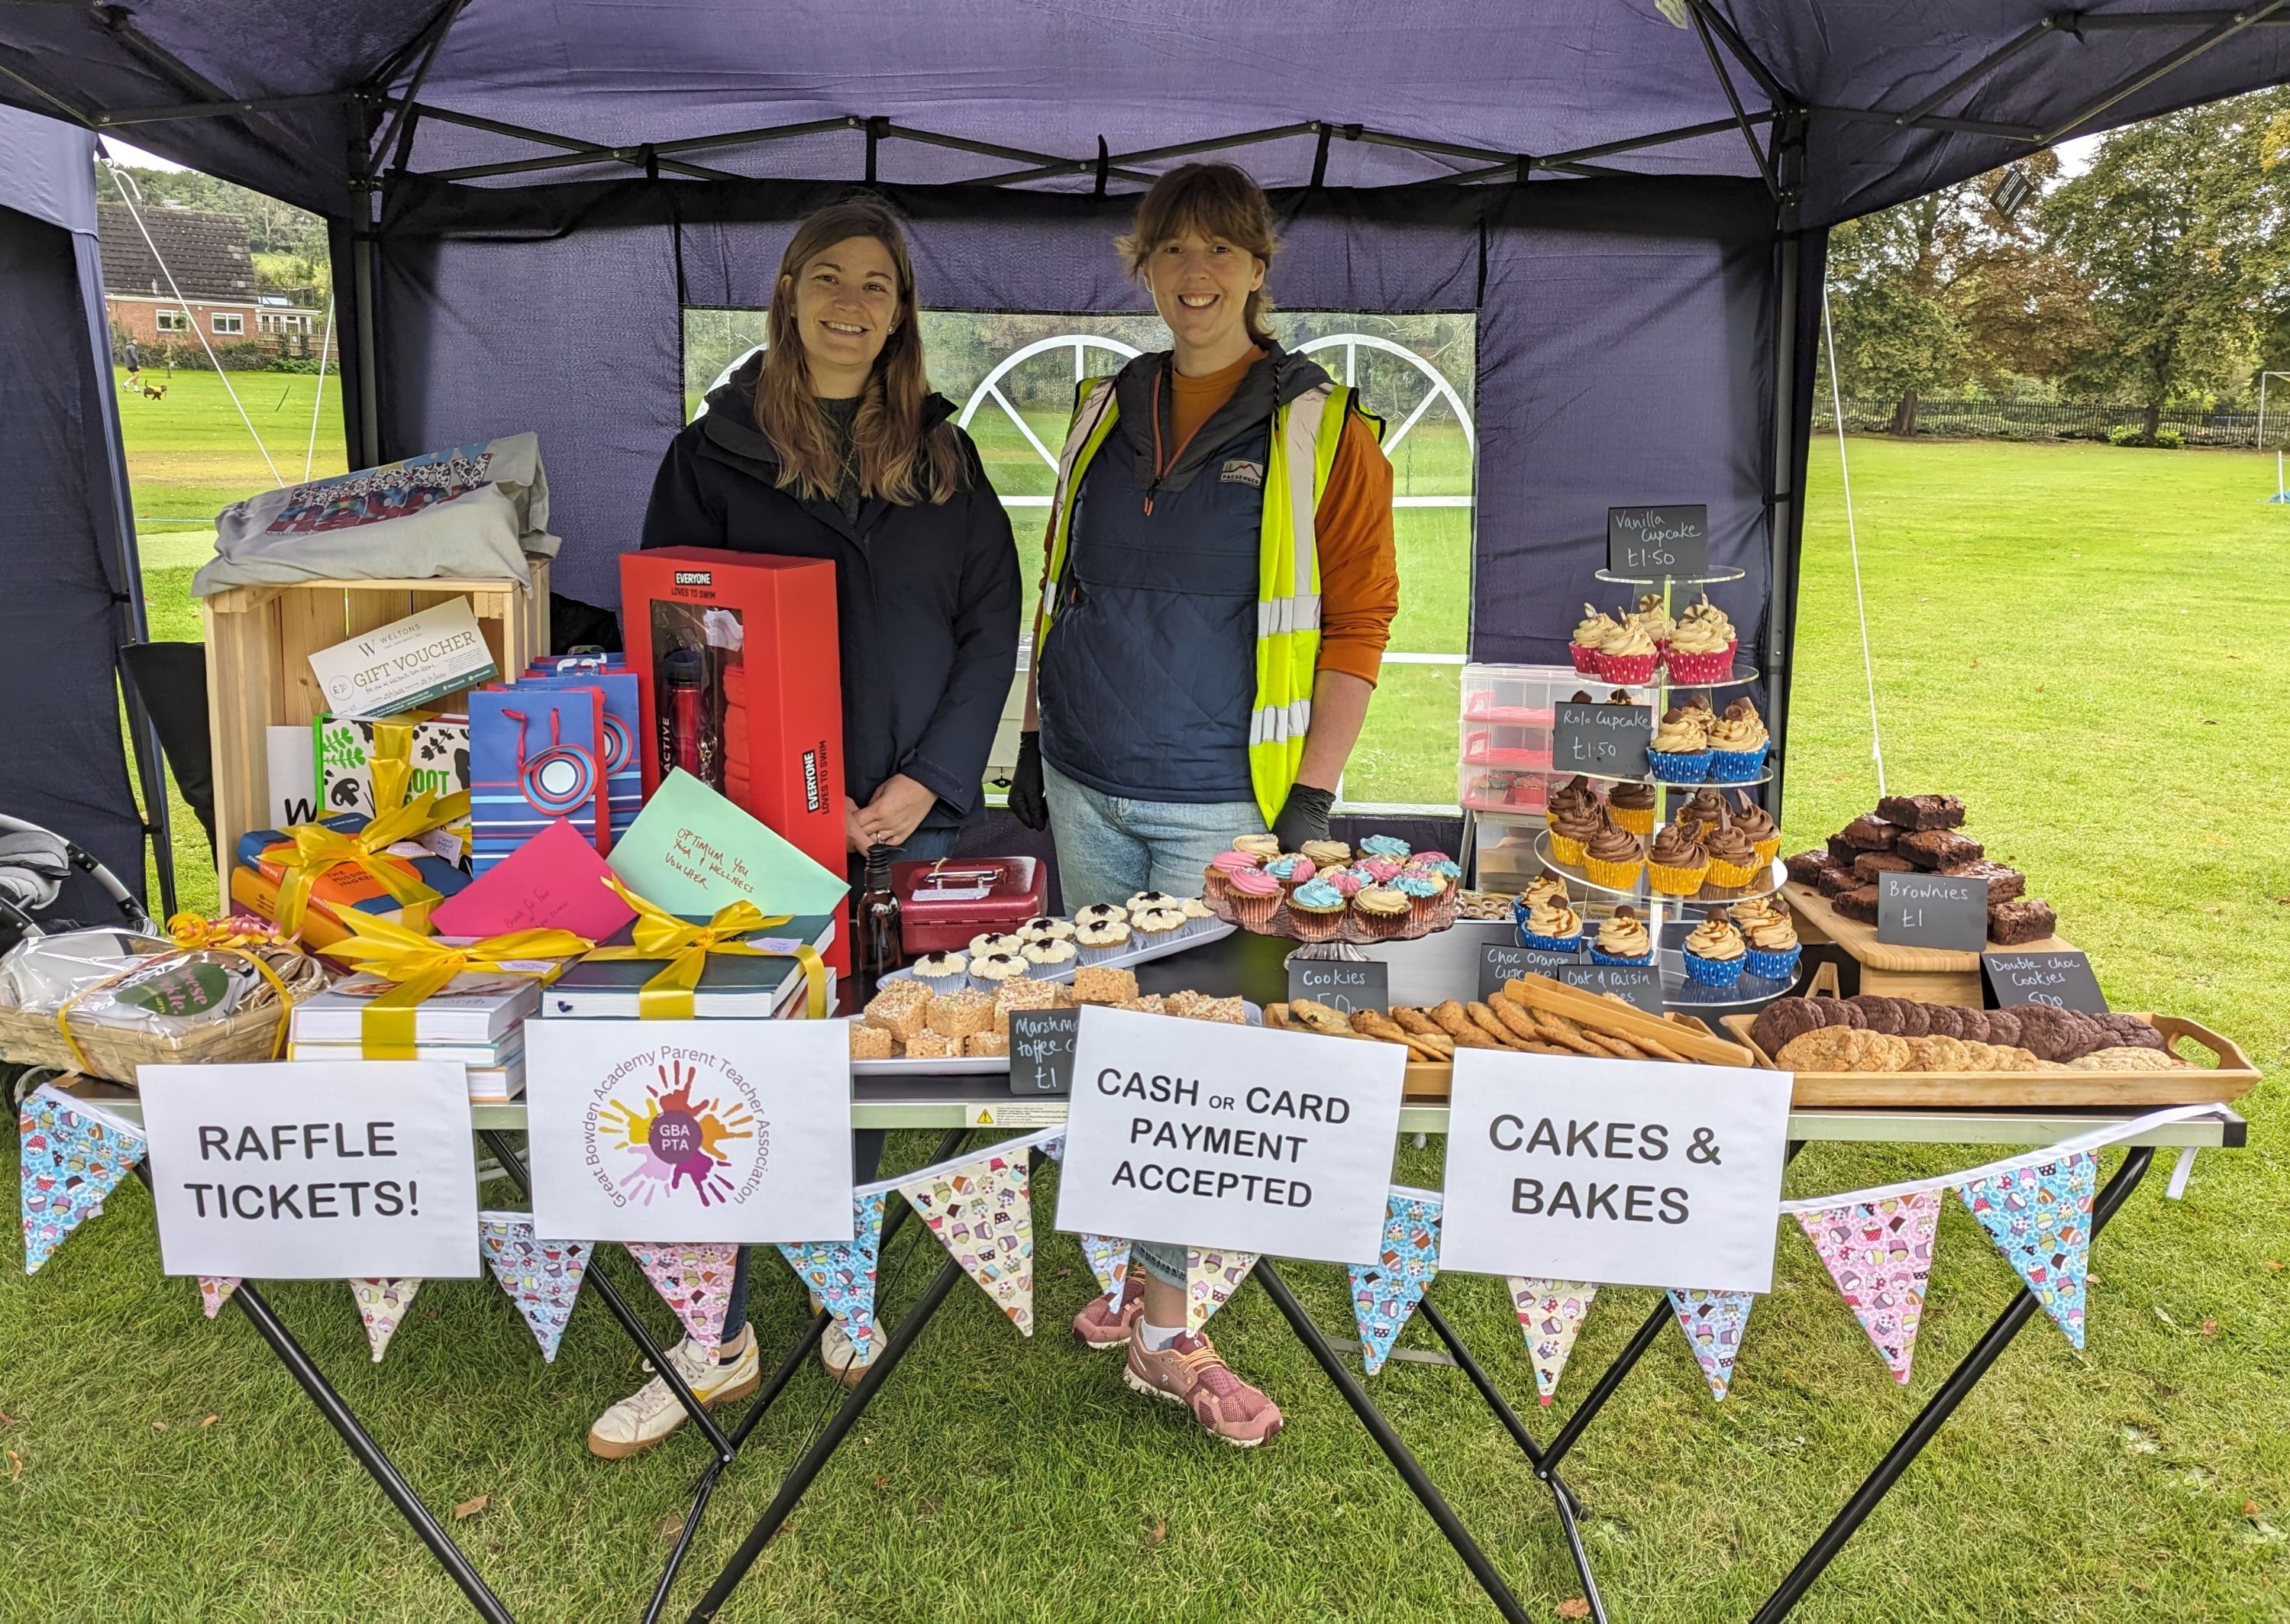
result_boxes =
[661,647,717,787]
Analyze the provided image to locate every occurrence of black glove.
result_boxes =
[1008,731,1050,830]
[1271,783,1336,852]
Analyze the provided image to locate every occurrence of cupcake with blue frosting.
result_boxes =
[1359,833,1413,861]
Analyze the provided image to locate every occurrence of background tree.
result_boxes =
[2045,89,2290,439]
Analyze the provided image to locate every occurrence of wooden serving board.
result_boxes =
[1719,1012,2259,1108]
[1784,881,2075,972]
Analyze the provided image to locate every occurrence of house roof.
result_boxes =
[96,202,256,304]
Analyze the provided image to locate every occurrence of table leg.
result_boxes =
[1749,1145,2155,1622]
[1252,1260,1535,1624]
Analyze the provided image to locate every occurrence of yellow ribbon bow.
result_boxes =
[267,788,472,939]
[368,718,418,819]
[166,912,292,951]
[328,911,594,1059]
[583,875,827,1021]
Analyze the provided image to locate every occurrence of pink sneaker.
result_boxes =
[1122,1331,1283,1447]
[1071,1277,1145,1349]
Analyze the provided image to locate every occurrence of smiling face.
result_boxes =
[1142,228,1265,373]
[782,234,901,397]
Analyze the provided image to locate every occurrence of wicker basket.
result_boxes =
[0,944,332,1086]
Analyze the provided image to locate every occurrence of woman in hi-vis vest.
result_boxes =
[1008,163,1397,1446]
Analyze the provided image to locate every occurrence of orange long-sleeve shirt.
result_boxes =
[1161,349,1398,686]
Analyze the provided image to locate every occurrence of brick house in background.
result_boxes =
[99,202,318,356]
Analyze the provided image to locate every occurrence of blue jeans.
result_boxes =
[1042,760,1265,911]
[1040,769,1255,1297]
[719,825,961,1339]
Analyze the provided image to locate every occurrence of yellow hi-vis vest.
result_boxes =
[1035,375,1358,826]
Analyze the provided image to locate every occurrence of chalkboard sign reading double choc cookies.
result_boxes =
[1982,950,2109,1014]
[1876,871,1989,952]
[1008,1008,1080,1095]
[1607,505,1709,580]
[1287,956,1389,1016]
[1553,701,1653,779]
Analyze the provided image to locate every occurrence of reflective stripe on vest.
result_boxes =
[1038,374,1352,825]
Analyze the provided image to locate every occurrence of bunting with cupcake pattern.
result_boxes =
[1348,1189,1442,1374]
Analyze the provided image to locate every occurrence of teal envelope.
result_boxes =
[606,767,850,918]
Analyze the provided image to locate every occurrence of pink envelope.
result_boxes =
[430,816,638,940]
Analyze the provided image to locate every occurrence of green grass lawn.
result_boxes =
[11,425,2286,1620]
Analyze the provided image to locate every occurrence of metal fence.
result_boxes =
[1813,396,2288,447]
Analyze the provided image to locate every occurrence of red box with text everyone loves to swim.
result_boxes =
[622,547,848,975]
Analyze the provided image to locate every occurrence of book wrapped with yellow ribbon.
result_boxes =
[259,789,473,939]
[323,912,594,1057]
[577,875,829,1021]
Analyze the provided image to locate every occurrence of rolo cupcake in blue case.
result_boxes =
[1680,915,1747,986]
[1516,895,1585,954]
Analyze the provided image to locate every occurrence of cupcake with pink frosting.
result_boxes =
[1224,867,1284,931]
[1203,849,1264,904]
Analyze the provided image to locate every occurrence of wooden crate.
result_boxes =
[1719,1010,2259,1108]
[1784,880,2076,1006]
[201,564,550,896]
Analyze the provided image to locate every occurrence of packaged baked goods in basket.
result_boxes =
[0,915,332,1083]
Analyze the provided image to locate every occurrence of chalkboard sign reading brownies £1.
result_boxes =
[1553,701,1653,779]
[1007,1008,1080,1095]
[1876,870,1989,952]
[1607,505,1709,580]
[1287,956,1389,1016]
[1982,950,2108,1014]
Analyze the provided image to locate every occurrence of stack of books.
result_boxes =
[289,972,540,1103]
[541,914,838,1019]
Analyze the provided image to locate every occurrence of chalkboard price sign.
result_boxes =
[1287,956,1390,1016]
[1876,871,1990,952]
[1557,961,1666,1016]
[1982,950,2108,1014]
[1480,940,1583,999]
[1553,701,1653,780]
[1007,1007,1080,1095]
[1607,505,1710,580]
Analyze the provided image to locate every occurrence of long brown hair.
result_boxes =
[754,198,963,506]
[1116,163,1281,348]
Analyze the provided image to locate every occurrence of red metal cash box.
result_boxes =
[893,857,1046,954]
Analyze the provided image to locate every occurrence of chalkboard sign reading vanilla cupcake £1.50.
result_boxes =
[1607,505,1708,580]
[1554,700,1653,780]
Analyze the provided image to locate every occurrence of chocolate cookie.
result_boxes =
[1846,995,1902,1034]
[1896,829,1985,870]
[1987,897,2058,945]
[1923,1003,1968,1040]
[2095,1013,2166,1051]
[1941,860,2024,905]
[1833,884,1881,925]
[1893,1000,1935,1038]
[1852,851,1917,882]
[1956,1008,1993,1044]
[1875,793,1966,831]
[1829,997,1868,1028]
[1982,1008,2023,1049]
[1784,849,1837,886]
[1837,815,1898,851]
[1751,997,1834,1056]
[2010,1003,2091,1062]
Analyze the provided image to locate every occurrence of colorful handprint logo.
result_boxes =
[596,1058,757,1208]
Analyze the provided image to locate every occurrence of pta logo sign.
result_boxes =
[1440,1051,1791,1293]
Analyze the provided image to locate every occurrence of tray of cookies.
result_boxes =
[848,967,1261,1074]
[1722,994,2258,1107]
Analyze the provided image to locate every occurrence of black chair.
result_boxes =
[118,641,215,854]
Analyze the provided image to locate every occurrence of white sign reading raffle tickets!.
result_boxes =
[138,1061,480,1279]
[1054,1006,1407,1265]
[1439,1050,1792,1293]
[523,1018,852,1244]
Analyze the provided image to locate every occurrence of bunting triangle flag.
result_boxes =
[350,1277,422,1362]
[1667,1287,1755,1401]
[1348,1191,1442,1375]
[1077,1235,1132,1306]
[1957,1151,2097,1349]
[1184,1248,1258,1333]
[198,1277,241,1319]
[1037,1130,1066,1164]
[19,1085,144,1275]
[777,1189,888,1345]
[1508,1278,1600,1406]
[478,1214,593,1363]
[899,1148,1036,1335]
[626,1241,741,1348]
[1795,1190,1941,1383]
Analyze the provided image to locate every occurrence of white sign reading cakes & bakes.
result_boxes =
[1054,1006,1407,1265]
[522,1018,852,1243]
[1439,1051,1792,1293]
[138,1061,480,1279]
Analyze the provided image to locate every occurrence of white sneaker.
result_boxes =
[587,1328,760,1459]
[819,1316,877,1387]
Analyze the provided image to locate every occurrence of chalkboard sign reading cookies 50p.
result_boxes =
[1554,701,1652,779]
[1607,505,1709,580]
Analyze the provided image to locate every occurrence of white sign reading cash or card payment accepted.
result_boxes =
[1439,1051,1791,1293]
[1053,1006,1406,1265]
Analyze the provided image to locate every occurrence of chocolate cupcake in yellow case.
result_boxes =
[1581,815,1646,891]
[1606,779,1657,838]
[1546,773,1601,830]
[1549,799,1603,867]
[1647,823,1711,897]
[1728,793,1781,865]
[1701,815,1763,889]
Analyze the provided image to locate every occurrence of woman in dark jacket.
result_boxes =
[589,199,1018,1451]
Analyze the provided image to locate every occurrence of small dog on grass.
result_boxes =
[137,382,166,400]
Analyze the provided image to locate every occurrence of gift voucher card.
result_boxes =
[307,598,499,720]
[607,767,848,919]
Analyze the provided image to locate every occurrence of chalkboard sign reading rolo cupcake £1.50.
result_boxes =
[1553,700,1653,780]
